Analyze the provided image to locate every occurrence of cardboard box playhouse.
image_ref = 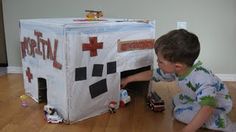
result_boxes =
[20,18,155,123]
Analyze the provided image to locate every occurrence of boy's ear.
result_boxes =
[175,63,185,71]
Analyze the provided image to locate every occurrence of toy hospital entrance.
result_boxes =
[38,78,47,103]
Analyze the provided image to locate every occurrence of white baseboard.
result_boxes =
[6,66,236,82]
[215,74,236,82]
[7,66,22,74]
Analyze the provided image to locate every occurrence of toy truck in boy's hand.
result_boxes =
[146,91,165,112]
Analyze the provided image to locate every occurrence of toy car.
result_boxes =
[119,89,131,107]
[45,113,63,123]
[108,101,117,113]
[85,10,103,19]
[44,105,63,123]
[146,91,165,112]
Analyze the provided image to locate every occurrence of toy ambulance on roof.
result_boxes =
[19,18,155,123]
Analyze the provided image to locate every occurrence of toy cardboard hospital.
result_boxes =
[20,18,155,123]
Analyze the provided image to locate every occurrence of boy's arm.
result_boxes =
[121,70,153,88]
[182,106,214,132]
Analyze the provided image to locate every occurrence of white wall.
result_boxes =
[2,0,236,75]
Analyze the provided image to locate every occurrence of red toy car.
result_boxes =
[146,91,165,112]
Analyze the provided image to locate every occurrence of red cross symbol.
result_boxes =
[26,67,33,83]
[82,37,103,57]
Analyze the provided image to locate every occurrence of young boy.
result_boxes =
[121,29,234,131]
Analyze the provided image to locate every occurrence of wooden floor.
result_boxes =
[0,74,235,132]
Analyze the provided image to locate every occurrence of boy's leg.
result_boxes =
[204,113,235,131]
[173,102,200,124]
[173,103,235,131]
[172,93,184,108]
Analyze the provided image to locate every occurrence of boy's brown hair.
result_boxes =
[155,29,200,67]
